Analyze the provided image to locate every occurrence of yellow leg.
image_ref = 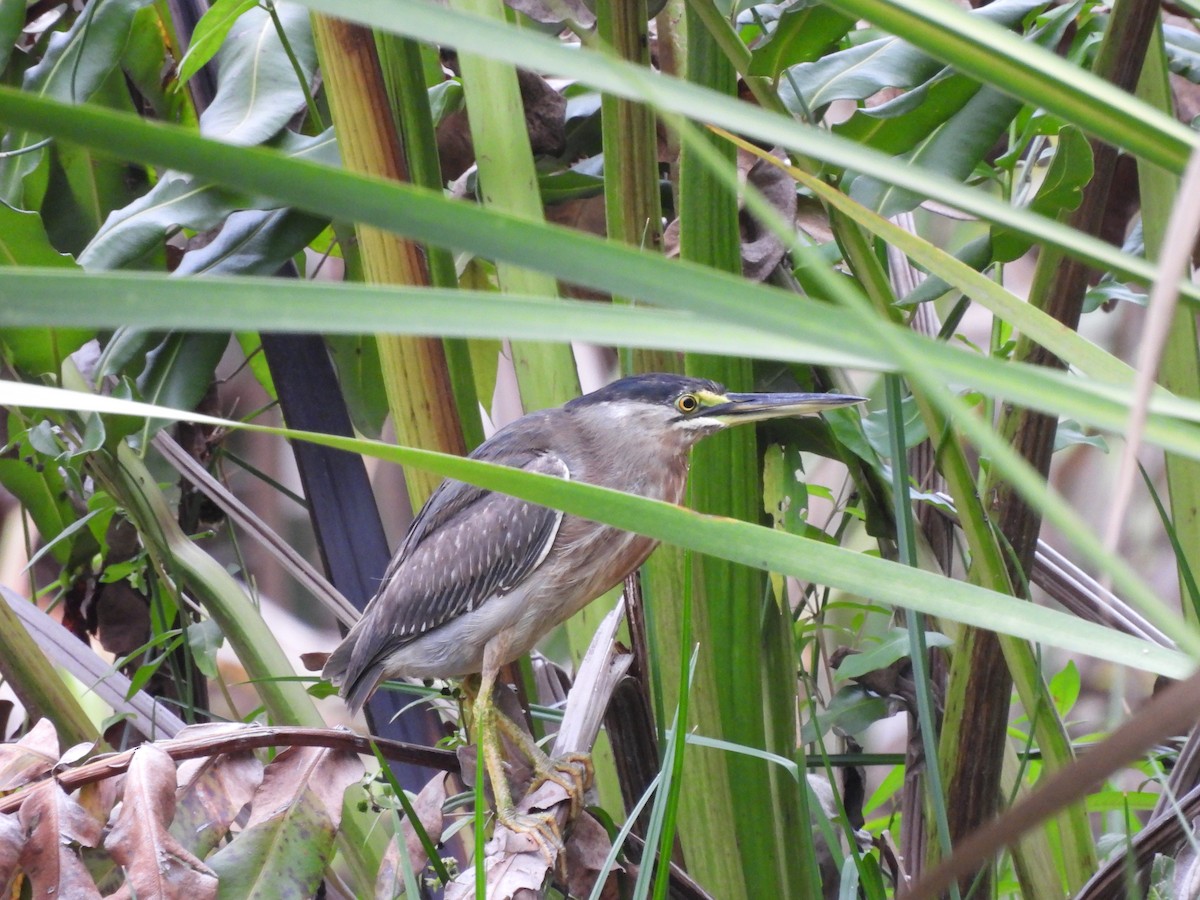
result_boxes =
[474,640,566,862]
[491,711,594,819]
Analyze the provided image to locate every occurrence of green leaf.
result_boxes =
[0,203,88,374]
[994,124,1093,262]
[746,2,855,79]
[850,0,1080,216]
[200,4,316,145]
[0,0,23,74]
[0,0,155,204]
[137,333,230,417]
[1046,659,1080,718]
[186,618,224,679]
[178,0,259,87]
[801,685,889,743]
[1053,419,1108,453]
[780,0,1044,111]
[326,336,389,440]
[174,208,328,276]
[834,70,980,156]
[834,628,953,680]
[78,171,254,271]
[11,379,1195,679]
[79,131,335,271]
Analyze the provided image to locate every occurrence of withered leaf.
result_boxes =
[0,718,59,790]
[206,744,362,898]
[564,812,617,900]
[103,744,217,900]
[17,782,103,900]
[172,750,263,858]
[0,811,22,895]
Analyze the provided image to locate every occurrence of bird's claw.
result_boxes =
[529,752,594,820]
[497,809,565,866]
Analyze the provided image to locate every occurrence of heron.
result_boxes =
[324,372,864,853]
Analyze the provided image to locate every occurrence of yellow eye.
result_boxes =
[676,394,699,414]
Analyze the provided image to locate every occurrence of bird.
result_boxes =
[324,372,864,851]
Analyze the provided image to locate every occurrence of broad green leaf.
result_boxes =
[121,6,183,121]
[174,208,327,276]
[850,0,1080,216]
[3,380,1194,678]
[1046,659,1080,718]
[0,0,155,203]
[199,4,316,145]
[833,71,980,156]
[780,0,1043,110]
[746,2,855,79]
[78,172,253,271]
[326,336,389,439]
[186,618,224,679]
[0,203,90,373]
[0,0,22,74]
[822,0,1195,173]
[0,417,77,564]
[79,131,335,271]
[178,0,259,87]
[137,333,230,416]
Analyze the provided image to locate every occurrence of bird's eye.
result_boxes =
[676,394,699,414]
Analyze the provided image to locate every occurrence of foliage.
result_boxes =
[1,0,1199,896]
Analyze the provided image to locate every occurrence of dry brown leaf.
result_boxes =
[17,781,103,900]
[0,811,22,895]
[103,744,217,900]
[564,810,618,900]
[76,774,124,834]
[377,771,451,897]
[740,147,797,282]
[247,743,362,831]
[172,750,263,857]
[0,718,59,790]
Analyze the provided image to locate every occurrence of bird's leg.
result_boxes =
[490,712,593,820]
[474,640,563,863]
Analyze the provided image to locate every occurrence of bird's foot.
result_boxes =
[528,751,594,821]
[496,808,565,866]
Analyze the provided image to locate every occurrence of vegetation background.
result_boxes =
[1,0,1200,896]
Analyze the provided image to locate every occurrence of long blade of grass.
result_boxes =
[5,380,1192,676]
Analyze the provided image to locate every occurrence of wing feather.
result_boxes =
[370,451,567,642]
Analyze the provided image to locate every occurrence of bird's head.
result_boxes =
[566,373,866,449]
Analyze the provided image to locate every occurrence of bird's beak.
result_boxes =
[702,390,867,425]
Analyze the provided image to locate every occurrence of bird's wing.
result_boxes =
[372,450,569,641]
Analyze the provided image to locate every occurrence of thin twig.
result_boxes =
[0,723,456,814]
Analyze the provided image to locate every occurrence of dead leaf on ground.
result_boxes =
[172,749,264,858]
[103,744,218,900]
[0,718,58,791]
[17,782,103,900]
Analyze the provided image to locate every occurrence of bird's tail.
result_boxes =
[322,622,382,714]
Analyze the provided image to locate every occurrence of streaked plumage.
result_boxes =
[323,373,865,714]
